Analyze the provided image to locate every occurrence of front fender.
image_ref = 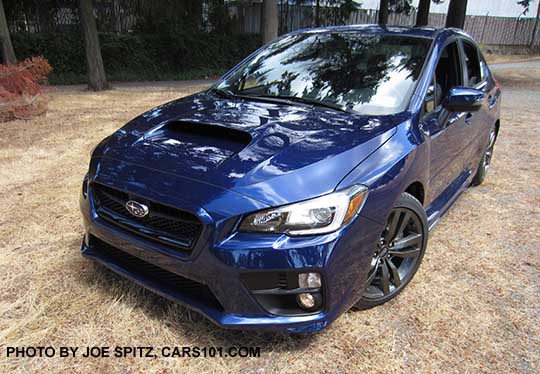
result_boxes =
[337,120,429,225]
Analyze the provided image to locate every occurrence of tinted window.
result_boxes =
[435,42,462,103]
[462,41,482,86]
[479,53,489,81]
[423,76,438,114]
[216,33,431,115]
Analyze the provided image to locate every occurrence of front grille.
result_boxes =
[90,237,223,311]
[92,183,202,250]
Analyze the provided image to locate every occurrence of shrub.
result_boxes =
[11,32,261,84]
[0,57,53,122]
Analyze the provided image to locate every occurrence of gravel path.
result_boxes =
[490,59,540,71]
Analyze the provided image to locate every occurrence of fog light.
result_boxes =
[298,272,321,288]
[297,292,316,309]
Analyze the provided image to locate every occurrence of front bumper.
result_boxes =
[80,167,383,332]
[82,236,333,332]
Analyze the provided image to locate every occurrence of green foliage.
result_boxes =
[11,31,261,84]
[335,0,360,22]
[389,0,445,15]
[389,0,414,14]
[518,0,534,14]
[208,0,236,34]
[11,33,86,79]
[281,0,359,30]
[316,0,360,25]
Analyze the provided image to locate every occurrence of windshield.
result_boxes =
[215,32,431,115]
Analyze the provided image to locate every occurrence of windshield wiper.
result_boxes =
[209,87,237,99]
[245,94,353,114]
[209,90,353,114]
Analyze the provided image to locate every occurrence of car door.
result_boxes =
[421,41,470,204]
[458,39,495,171]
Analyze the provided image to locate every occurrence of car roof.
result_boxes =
[287,24,470,41]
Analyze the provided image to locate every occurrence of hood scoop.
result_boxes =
[141,121,252,171]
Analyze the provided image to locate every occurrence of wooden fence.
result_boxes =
[234,4,540,47]
[6,1,539,47]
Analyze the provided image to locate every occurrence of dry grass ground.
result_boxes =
[1,63,539,373]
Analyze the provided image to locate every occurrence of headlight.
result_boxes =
[239,185,368,235]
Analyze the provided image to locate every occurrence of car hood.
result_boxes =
[96,93,402,206]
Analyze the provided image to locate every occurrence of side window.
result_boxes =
[462,41,482,86]
[479,53,489,82]
[424,42,462,115]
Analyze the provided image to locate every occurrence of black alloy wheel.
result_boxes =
[354,192,428,309]
[472,125,498,186]
[483,127,497,171]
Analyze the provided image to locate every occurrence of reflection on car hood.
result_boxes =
[97,93,402,205]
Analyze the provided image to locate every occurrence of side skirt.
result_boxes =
[426,169,473,232]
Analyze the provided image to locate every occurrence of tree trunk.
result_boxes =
[445,0,468,29]
[262,0,278,44]
[78,0,108,91]
[530,0,540,48]
[37,1,51,33]
[315,0,320,27]
[0,0,16,64]
[415,0,431,27]
[378,0,389,25]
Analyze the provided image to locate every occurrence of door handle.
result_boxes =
[464,112,473,125]
[488,94,498,108]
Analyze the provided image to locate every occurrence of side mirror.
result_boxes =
[443,87,485,112]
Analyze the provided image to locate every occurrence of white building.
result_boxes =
[358,0,539,18]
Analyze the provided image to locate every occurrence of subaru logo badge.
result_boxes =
[125,200,149,218]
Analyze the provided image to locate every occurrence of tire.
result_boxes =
[471,124,498,186]
[354,192,428,310]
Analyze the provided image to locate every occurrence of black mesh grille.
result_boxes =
[92,183,202,250]
[240,272,297,291]
[90,237,223,311]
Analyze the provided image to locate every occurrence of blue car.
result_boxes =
[80,25,500,332]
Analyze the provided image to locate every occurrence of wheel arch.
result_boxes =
[404,181,425,206]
